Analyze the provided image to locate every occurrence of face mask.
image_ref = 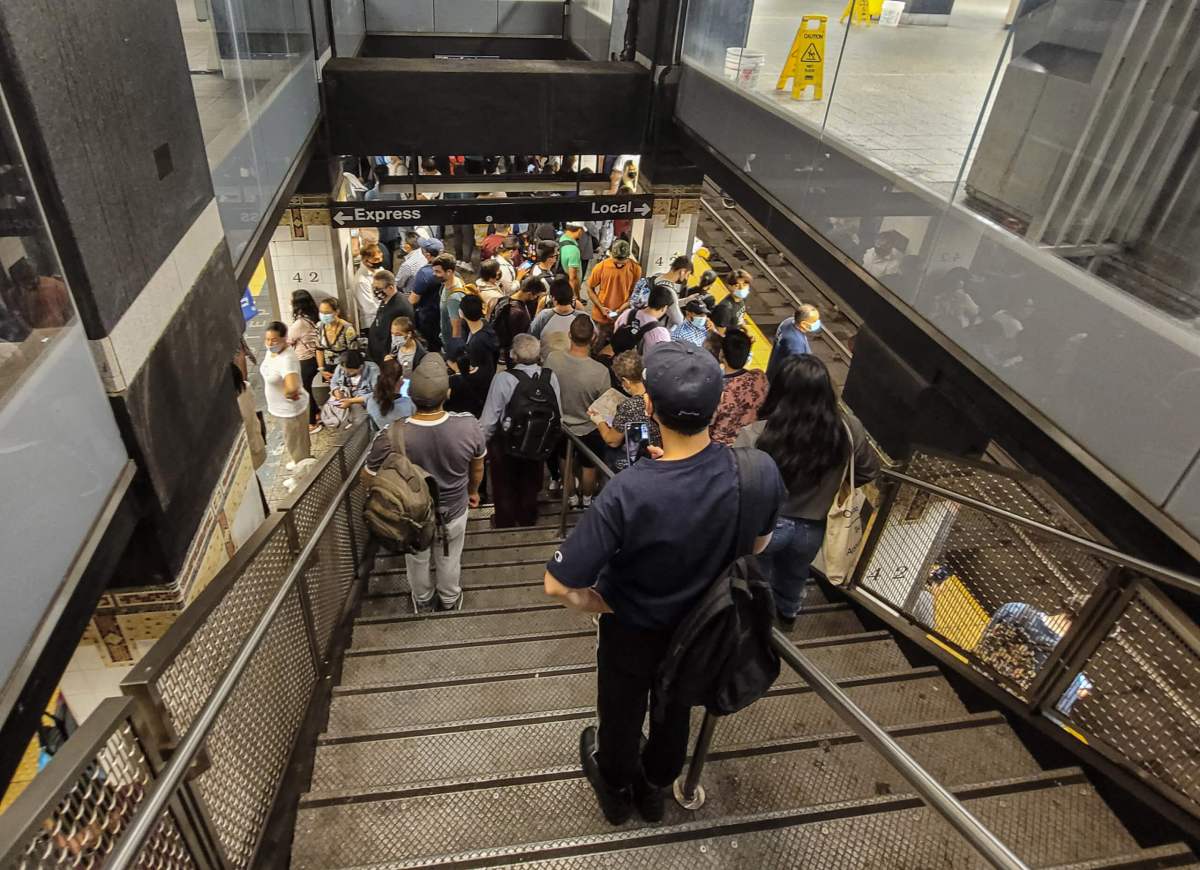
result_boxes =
[806,318,822,333]
[372,285,387,303]
[390,334,405,353]
[319,312,335,324]
[733,287,750,300]
[692,316,707,329]
[267,341,285,354]
[349,374,362,386]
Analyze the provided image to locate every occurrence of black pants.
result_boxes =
[299,356,319,425]
[489,440,543,528]
[596,615,692,790]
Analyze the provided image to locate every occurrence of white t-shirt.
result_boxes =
[355,264,380,326]
[261,348,309,418]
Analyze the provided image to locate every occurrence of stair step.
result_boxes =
[368,562,546,596]
[470,500,565,521]
[462,527,568,548]
[485,780,1167,870]
[308,675,972,795]
[291,726,1047,868]
[359,584,548,619]
[349,607,594,652]
[372,541,561,573]
[332,631,909,704]
[348,603,862,654]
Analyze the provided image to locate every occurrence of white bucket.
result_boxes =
[724,47,766,89]
[880,0,905,25]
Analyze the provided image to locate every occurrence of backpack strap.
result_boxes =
[731,447,774,559]
[509,368,531,388]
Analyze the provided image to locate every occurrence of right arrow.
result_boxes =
[635,202,652,217]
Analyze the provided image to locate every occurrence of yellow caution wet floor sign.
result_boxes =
[776,16,827,101]
[840,0,873,24]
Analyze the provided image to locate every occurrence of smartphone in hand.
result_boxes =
[624,422,652,466]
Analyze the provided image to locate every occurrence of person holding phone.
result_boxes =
[367,359,415,430]
[590,351,661,471]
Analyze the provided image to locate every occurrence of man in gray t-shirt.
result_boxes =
[365,353,485,612]
[545,317,610,508]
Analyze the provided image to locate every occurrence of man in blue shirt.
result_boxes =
[407,241,445,352]
[544,342,785,826]
[766,304,821,382]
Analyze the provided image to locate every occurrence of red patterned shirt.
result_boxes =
[710,369,768,445]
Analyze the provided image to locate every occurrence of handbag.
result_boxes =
[814,418,867,586]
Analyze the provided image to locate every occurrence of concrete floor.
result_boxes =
[742,0,1012,198]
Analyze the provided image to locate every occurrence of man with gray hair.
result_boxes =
[480,333,563,527]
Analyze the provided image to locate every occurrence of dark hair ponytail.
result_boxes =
[373,359,403,418]
[756,355,845,489]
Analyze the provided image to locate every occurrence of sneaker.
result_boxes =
[581,495,593,509]
[633,776,666,823]
[569,494,581,510]
[411,593,437,614]
[548,478,562,494]
[281,477,298,493]
[436,593,464,612]
[285,460,298,472]
[579,727,632,825]
[774,608,797,632]
[308,422,323,435]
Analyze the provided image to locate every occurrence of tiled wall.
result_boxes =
[269,206,340,319]
[636,197,701,274]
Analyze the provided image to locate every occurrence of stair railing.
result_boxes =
[0,423,373,870]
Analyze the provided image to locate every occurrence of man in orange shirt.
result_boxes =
[587,239,642,348]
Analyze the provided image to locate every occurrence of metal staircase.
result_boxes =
[287,499,1196,869]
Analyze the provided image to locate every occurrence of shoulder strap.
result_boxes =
[535,367,553,389]
[385,423,408,458]
[838,417,856,493]
[510,368,531,387]
[731,447,772,559]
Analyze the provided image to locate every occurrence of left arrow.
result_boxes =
[333,211,349,226]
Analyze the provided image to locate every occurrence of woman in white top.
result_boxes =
[261,321,312,469]
[288,290,322,434]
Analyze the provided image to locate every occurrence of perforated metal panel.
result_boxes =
[156,523,295,735]
[192,585,317,868]
[858,454,1111,700]
[289,455,347,547]
[5,713,196,870]
[304,500,358,659]
[1055,584,1200,814]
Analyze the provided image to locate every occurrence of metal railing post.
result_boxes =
[558,437,575,539]
[674,710,718,809]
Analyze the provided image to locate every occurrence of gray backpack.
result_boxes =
[364,425,441,553]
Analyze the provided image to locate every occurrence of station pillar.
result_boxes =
[633,176,705,275]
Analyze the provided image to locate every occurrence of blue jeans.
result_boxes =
[760,516,827,618]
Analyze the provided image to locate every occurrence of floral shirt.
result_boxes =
[611,394,662,471]
[316,319,359,370]
[710,369,768,445]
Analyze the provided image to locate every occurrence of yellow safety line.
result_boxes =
[690,251,772,372]
[926,633,970,665]
[249,257,268,298]
[1058,723,1090,745]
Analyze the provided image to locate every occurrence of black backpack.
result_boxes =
[653,448,781,719]
[502,368,562,460]
[610,313,654,355]
[489,296,516,352]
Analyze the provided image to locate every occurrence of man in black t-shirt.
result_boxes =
[544,342,785,826]
[366,270,415,364]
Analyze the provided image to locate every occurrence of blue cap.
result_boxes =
[418,237,444,254]
[643,341,723,423]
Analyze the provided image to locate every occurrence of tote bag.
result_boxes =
[814,419,867,586]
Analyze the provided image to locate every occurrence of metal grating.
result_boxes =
[156,523,295,735]
[289,455,346,548]
[1056,584,1200,813]
[304,500,358,660]
[192,585,317,869]
[6,714,196,870]
[859,460,1110,700]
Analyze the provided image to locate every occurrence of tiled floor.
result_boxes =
[740,0,1011,199]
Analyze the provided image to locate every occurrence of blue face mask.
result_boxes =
[733,287,750,300]
[807,318,822,333]
[319,312,335,324]
[692,316,708,329]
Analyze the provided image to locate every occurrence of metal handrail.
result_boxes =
[558,430,616,537]
[881,468,1200,597]
[105,445,371,869]
[771,628,1030,870]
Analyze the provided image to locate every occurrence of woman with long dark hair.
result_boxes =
[735,355,878,630]
[366,358,414,430]
[288,289,322,433]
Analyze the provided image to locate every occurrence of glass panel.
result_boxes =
[174,0,320,266]
[0,83,128,686]
[675,0,1200,534]
[331,0,366,57]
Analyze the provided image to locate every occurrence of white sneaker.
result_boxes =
[548,479,562,493]
[569,494,580,510]
[285,460,298,472]
[582,495,593,508]
[282,477,298,492]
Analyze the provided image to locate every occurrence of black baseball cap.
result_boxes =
[643,341,723,423]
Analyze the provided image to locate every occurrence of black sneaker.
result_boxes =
[775,608,797,632]
[436,593,464,612]
[633,776,666,822]
[579,726,633,825]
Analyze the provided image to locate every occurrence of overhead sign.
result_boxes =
[777,16,827,101]
[328,195,654,228]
